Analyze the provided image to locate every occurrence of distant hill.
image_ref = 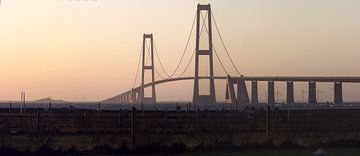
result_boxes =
[33,97,67,103]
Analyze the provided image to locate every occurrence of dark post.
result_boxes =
[287,109,290,127]
[49,102,52,116]
[251,80,258,104]
[118,109,121,125]
[308,81,317,104]
[131,107,136,148]
[186,103,189,112]
[164,109,168,120]
[334,82,343,104]
[286,81,294,104]
[275,108,278,129]
[36,109,40,126]
[20,92,25,115]
[9,102,11,113]
[83,111,87,120]
[326,101,329,110]
[197,108,200,122]
[268,81,275,105]
[266,106,270,137]
[97,102,101,115]
[28,112,31,122]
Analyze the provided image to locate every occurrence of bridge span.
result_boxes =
[103,4,360,105]
[102,76,360,104]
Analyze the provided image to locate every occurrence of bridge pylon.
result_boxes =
[193,4,216,104]
[138,33,156,103]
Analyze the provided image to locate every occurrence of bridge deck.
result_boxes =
[103,76,360,103]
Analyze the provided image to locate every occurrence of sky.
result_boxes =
[0,0,360,102]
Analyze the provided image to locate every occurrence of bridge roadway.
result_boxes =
[103,76,360,103]
[141,76,360,89]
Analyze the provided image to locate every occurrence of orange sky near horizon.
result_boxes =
[0,0,360,102]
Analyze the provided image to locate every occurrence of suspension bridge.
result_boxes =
[103,4,360,105]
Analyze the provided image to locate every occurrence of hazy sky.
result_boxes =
[0,0,360,102]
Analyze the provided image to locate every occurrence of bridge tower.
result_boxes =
[139,34,156,103]
[193,4,216,104]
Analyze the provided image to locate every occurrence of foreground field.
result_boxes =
[0,107,359,154]
[139,147,360,156]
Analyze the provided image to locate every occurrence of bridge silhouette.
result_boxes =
[103,4,360,105]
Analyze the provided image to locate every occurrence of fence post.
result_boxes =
[36,109,40,126]
[266,106,270,137]
[118,109,122,125]
[83,111,87,121]
[326,102,329,111]
[197,108,200,122]
[97,102,101,115]
[49,102,52,116]
[188,103,191,112]
[28,112,31,122]
[275,108,278,129]
[131,106,136,149]
[287,109,290,128]
[164,109,168,120]
[9,102,11,113]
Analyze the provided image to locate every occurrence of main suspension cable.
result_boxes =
[213,46,229,75]
[177,49,195,78]
[154,66,166,79]
[132,48,142,88]
[176,13,208,78]
[169,11,197,77]
[200,13,229,75]
[211,12,242,76]
[145,41,168,79]
[153,39,171,78]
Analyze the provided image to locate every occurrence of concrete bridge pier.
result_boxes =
[125,93,129,103]
[225,85,230,103]
[308,81,317,104]
[237,80,250,104]
[131,89,138,103]
[225,76,250,104]
[225,76,236,103]
[334,82,343,104]
[251,80,258,104]
[116,96,122,103]
[119,95,124,103]
[268,81,275,104]
[287,81,294,104]
[122,94,125,103]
